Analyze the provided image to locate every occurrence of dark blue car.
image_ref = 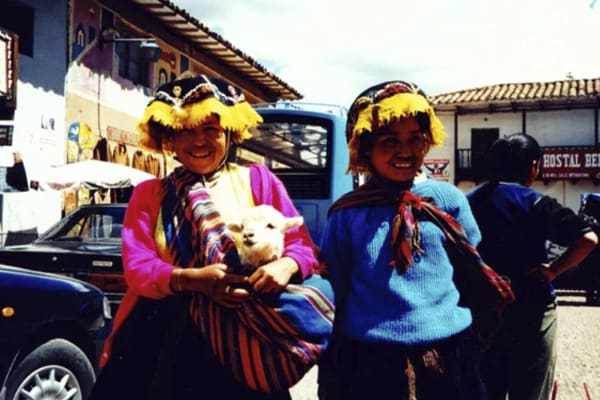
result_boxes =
[552,193,600,305]
[0,264,112,400]
[0,204,127,315]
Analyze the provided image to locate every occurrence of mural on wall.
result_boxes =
[66,0,190,183]
[72,24,86,60]
[424,159,450,181]
[67,121,96,162]
[69,0,116,77]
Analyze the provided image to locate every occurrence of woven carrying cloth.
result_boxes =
[162,170,334,392]
[330,182,515,350]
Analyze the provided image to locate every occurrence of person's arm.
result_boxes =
[543,231,598,281]
[121,179,177,298]
[533,196,599,281]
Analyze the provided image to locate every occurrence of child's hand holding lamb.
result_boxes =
[227,205,304,293]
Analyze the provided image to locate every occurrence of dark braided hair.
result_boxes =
[486,133,541,184]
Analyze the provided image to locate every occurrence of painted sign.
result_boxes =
[106,126,139,146]
[424,159,450,181]
[540,147,600,180]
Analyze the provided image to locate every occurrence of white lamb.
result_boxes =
[227,205,304,270]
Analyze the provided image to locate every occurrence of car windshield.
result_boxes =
[40,207,126,241]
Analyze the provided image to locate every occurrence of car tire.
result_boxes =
[4,338,95,400]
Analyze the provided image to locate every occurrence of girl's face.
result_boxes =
[370,117,429,183]
[171,115,228,175]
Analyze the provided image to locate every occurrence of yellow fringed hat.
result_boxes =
[137,75,263,154]
[346,80,447,173]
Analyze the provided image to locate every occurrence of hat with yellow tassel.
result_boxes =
[137,75,263,154]
[345,80,447,173]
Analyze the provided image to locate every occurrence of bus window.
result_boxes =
[239,114,333,200]
[235,104,354,244]
[244,119,328,169]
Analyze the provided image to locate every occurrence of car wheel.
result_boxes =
[5,338,95,400]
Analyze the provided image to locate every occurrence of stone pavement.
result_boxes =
[554,294,600,399]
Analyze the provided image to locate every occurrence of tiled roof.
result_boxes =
[429,77,600,112]
[103,0,302,100]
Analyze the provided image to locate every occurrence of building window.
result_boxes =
[471,128,499,168]
[158,68,168,86]
[101,9,114,32]
[117,41,150,87]
[180,55,189,74]
[470,128,499,180]
[2,1,34,57]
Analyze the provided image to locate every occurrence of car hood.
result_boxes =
[0,263,102,292]
[0,240,123,275]
[0,240,122,255]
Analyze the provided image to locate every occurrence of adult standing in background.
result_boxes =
[467,132,598,400]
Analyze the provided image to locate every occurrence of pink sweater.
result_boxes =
[99,164,318,367]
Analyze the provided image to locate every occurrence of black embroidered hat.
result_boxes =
[345,80,447,173]
[137,75,262,153]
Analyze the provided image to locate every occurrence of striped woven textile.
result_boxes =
[184,185,335,392]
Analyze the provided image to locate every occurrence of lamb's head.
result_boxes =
[227,205,304,269]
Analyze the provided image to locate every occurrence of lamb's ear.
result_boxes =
[282,216,304,232]
[227,222,243,233]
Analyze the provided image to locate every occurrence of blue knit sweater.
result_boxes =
[320,178,481,345]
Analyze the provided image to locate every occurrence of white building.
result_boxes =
[429,77,600,211]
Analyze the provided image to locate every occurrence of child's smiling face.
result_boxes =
[370,117,429,183]
[171,115,228,175]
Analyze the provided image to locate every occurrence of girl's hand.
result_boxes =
[172,264,251,308]
[248,256,300,294]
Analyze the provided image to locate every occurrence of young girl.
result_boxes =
[317,81,487,399]
[90,75,323,400]
[467,133,598,400]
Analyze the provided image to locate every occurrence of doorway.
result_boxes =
[471,128,499,180]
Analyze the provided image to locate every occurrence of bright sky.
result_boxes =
[172,0,600,108]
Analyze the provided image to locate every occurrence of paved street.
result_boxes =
[290,366,318,400]
[554,294,600,399]
[290,293,600,400]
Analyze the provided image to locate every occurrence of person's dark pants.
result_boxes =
[481,301,557,400]
[318,328,487,400]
